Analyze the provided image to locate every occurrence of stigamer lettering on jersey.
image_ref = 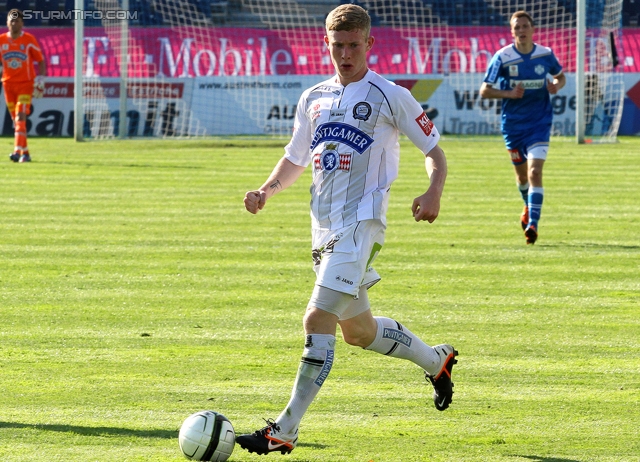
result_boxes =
[510,79,545,90]
[382,328,412,348]
[310,122,374,154]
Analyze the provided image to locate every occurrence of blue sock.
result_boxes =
[528,186,544,227]
[518,182,529,204]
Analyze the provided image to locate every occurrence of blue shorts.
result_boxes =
[503,124,551,165]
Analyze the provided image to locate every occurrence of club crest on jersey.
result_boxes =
[320,144,340,173]
[313,143,352,173]
[509,65,519,76]
[310,122,373,154]
[535,64,545,75]
[353,102,372,121]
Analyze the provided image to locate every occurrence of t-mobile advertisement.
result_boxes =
[2,25,639,136]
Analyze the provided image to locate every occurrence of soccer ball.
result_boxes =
[178,410,235,461]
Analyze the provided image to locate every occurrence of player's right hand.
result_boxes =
[511,83,525,99]
[33,75,45,98]
[244,190,265,214]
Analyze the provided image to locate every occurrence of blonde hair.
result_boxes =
[325,4,371,37]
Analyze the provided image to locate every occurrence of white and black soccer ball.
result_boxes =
[178,410,235,461]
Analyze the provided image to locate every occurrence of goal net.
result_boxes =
[75,0,625,141]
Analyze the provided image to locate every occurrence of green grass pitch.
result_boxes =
[0,136,638,461]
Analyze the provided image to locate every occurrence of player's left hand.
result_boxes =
[547,78,560,95]
[411,191,441,223]
[33,75,45,98]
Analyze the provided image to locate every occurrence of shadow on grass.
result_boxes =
[41,160,204,170]
[0,421,176,439]
[515,455,582,462]
[542,242,640,250]
[296,441,328,450]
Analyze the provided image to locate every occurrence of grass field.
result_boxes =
[0,136,638,462]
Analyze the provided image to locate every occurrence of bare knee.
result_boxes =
[303,306,338,336]
[514,165,528,185]
[528,166,543,185]
[339,313,377,348]
[516,174,528,185]
[341,329,370,348]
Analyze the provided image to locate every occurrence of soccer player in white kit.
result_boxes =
[237,4,458,455]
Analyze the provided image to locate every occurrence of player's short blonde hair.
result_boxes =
[325,4,371,37]
[510,10,534,27]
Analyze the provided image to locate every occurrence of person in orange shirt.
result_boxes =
[0,9,46,163]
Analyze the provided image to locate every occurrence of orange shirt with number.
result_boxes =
[0,31,44,84]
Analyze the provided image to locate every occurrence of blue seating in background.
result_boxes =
[8,0,634,28]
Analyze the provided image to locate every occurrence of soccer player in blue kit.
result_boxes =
[480,11,565,244]
[237,4,457,456]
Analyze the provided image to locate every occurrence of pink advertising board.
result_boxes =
[33,26,640,78]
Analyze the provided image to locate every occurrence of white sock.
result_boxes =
[365,316,440,376]
[518,182,530,203]
[276,334,335,435]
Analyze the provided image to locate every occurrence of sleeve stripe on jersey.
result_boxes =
[368,81,393,116]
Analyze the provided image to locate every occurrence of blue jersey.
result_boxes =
[483,43,563,132]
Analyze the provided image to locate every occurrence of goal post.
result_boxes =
[73,0,83,141]
[71,0,625,142]
[576,0,625,143]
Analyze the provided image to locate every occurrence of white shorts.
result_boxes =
[311,219,384,297]
[527,143,549,161]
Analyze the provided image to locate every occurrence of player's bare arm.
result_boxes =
[412,144,447,223]
[547,72,566,95]
[480,82,525,100]
[244,157,306,214]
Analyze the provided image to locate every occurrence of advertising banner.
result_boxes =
[4,73,639,137]
[31,27,640,78]
[1,78,194,137]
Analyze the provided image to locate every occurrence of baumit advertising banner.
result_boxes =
[2,27,639,136]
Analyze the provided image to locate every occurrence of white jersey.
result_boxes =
[284,70,440,230]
